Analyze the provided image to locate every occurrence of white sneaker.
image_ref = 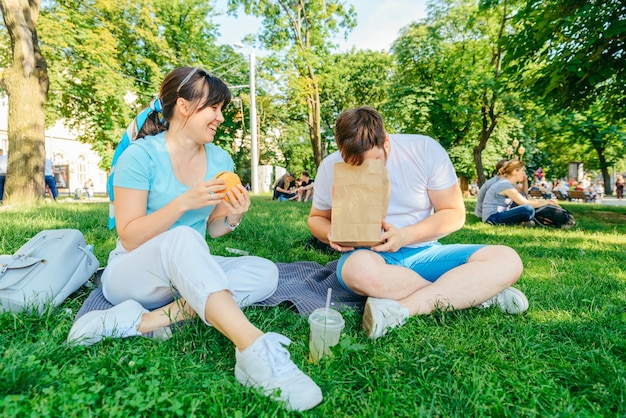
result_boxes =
[481,287,529,314]
[67,300,148,346]
[235,332,323,411]
[362,297,410,340]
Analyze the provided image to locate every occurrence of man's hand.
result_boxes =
[326,232,355,252]
[370,220,412,253]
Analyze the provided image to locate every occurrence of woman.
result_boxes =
[273,172,297,201]
[482,159,559,226]
[68,67,322,411]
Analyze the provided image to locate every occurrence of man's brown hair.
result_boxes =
[334,106,386,165]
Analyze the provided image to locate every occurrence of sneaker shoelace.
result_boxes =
[260,333,298,377]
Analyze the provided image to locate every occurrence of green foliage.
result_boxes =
[2,199,626,416]
[505,0,626,121]
[388,0,518,180]
[227,0,357,166]
[319,49,393,141]
[37,0,243,171]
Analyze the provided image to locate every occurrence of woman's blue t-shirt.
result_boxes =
[113,132,234,236]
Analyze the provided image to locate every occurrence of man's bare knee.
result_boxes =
[342,252,385,294]
[470,245,523,285]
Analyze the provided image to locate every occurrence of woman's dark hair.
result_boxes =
[138,66,231,138]
[334,106,386,166]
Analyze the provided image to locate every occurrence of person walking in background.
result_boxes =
[67,67,322,411]
[0,149,6,202]
[44,157,58,200]
[83,178,94,199]
[616,175,625,200]
[309,106,528,341]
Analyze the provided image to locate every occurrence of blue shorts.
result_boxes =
[336,243,485,295]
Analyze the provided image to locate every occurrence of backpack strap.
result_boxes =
[107,98,162,229]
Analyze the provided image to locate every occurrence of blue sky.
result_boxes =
[213,0,428,52]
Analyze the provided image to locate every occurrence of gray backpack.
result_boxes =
[0,229,99,314]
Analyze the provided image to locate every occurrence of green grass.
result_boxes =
[1,198,626,417]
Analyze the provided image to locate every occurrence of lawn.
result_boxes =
[1,198,625,417]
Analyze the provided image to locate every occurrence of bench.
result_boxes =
[567,189,595,203]
[553,190,568,201]
[529,189,545,199]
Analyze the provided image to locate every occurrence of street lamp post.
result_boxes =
[234,43,259,194]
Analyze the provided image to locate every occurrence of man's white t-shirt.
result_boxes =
[0,155,7,175]
[313,134,458,248]
[44,158,54,176]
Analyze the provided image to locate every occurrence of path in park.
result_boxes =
[596,196,626,207]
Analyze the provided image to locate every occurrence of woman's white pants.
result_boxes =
[101,226,278,323]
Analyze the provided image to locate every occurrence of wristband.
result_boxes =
[224,217,241,231]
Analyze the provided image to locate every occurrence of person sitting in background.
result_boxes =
[553,180,570,200]
[474,159,508,220]
[273,172,297,201]
[539,182,554,199]
[482,160,559,226]
[595,181,605,202]
[296,171,314,202]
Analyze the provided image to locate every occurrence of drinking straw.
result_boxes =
[325,288,332,313]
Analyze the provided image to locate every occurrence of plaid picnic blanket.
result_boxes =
[75,260,366,325]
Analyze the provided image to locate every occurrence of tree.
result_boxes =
[389,0,522,186]
[319,49,393,148]
[38,0,235,171]
[563,105,625,195]
[0,0,48,204]
[505,0,626,121]
[227,0,356,167]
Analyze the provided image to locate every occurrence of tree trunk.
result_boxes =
[306,83,323,168]
[303,57,323,168]
[0,0,48,204]
[474,91,497,186]
[591,139,613,196]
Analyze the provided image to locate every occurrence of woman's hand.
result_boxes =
[181,179,227,211]
[221,184,251,222]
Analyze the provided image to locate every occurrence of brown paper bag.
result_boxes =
[331,159,391,247]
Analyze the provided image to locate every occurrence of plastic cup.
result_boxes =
[308,308,345,362]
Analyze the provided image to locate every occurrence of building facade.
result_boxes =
[0,96,107,197]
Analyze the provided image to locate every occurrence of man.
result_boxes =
[553,180,570,200]
[474,159,508,219]
[308,106,527,340]
[44,158,58,200]
[0,149,6,202]
[296,171,314,202]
